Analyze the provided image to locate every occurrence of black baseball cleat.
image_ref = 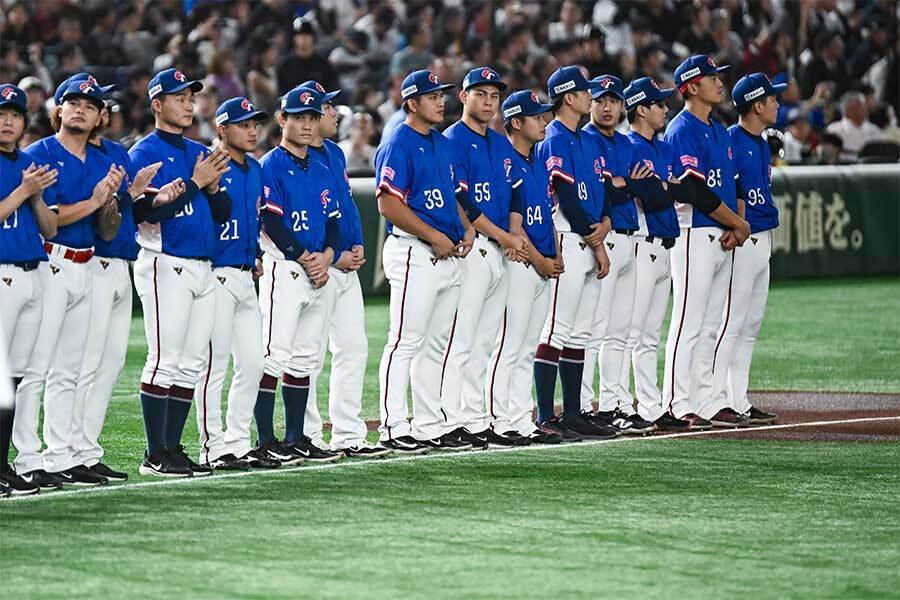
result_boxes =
[0,479,10,498]
[255,438,296,464]
[451,427,489,450]
[710,408,751,428]
[680,413,714,431]
[471,428,519,448]
[593,410,629,433]
[654,412,691,432]
[339,443,392,459]
[169,445,213,477]
[618,411,657,435]
[290,437,343,463]
[529,426,564,444]
[139,449,192,478]
[565,414,620,440]
[89,462,128,482]
[383,435,429,455]
[57,465,108,487]
[420,433,472,452]
[18,468,64,490]
[541,417,584,442]
[209,453,252,471]
[746,406,778,424]
[241,448,281,469]
[501,430,532,446]
[0,468,40,496]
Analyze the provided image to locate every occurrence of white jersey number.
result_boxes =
[219,219,239,240]
[577,181,588,201]
[291,210,310,232]
[175,202,194,217]
[746,187,766,206]
[526,205,543,226]
[2,209,18,229]
[473,182,491,203]
[707,168,722,189]
[424,189,445,210]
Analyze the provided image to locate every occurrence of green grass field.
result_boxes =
[4,277,899,599]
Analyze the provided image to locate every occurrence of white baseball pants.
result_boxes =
[304,268,369,450]
[0,263,43,378]
[581,230,636,413]
[195,267,265,463]
[663,227,733,419]
[708,230,772,416]
[378,235,461,442]
[14,251,92,474]
[485,260,551,436]
[441,235,509,434]
[541,232,603,351]
[72,257,132,467]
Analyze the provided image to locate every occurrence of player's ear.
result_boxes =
[150,97,162,114]
[276,111,286,128]
[458,89,467,104]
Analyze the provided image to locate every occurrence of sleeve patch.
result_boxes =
[680,155,699,168]
[545,156,563,171]
[382,166,395,180]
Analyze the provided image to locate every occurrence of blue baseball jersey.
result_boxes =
[443,121,515,232]
[0,150,51,263]
[128,130,217,258]
[93,138,138,260]
[536,119,606,230]
[512,150,556,258]
[582,123,639,231]
[374,122,465,243]
[626,131,680,239]
[729,125,779,234]
[23,136,116,250]
[213,156,262,268]
[664,109,737,229]
[311,140,363,255]
[259,145,340,258]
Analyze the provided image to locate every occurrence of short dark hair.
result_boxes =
[738,98,765,116]
[626,106,639,123]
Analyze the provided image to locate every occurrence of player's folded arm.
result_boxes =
[621,176,675,213]
[260,209,305,260]
[668,176,722,215]
[141,180,201,224]
[207,188,232,223]
[552,176,594,236]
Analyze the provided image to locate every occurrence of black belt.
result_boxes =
[614,229,636,236]
[646,236,676,249]
[391,233,432,247]
[5,260,40,271]
[474,232,500,247]
[216,264,254,271]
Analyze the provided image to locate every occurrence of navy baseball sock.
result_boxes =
[165,386,195,448]
[281,374,310,444]
[254,374,278,444]
[558,347,585,425]
[0,405,13,472]
[534,344,561,424]
[139,383,169,455]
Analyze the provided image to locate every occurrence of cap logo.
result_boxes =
[299,92,314,105]
[314,82,325,93]
[503,105,522,118]
[241,99,252,111]
[215,113,229,125]
[173,71,187,82]
[148,84,163,99]
[481,68,495,79]
[428,72,439,84]
[598,76,615,89]
[553,80,576,95]
[626,91,646,107]
[743,87,765,102]
[78,82,94,93]
[0,87,16,100]
[87,75,98,84]
[706,57,715,67]
[401,84,418,97]
[530,92,538,102]
[680,67,701,82]
[651,80,659,90]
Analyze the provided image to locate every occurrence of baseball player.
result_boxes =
[533,66,618,441]
[705,74,783,424]
[15,80,124,487]
[129,68,232,477]
[485,90,565,444]
[375,69,477,453]
[580,74,656,434]
[254,85,343,464]
[662,55,751,429]
[293,82,390,459]
[441,67,530,449]
[192,96,281,471]
[71,98,162,483]
[0,83,59,495]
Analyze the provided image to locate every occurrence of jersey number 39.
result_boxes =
[424,189,444,210]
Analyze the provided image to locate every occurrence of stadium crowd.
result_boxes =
[1,0,898,166]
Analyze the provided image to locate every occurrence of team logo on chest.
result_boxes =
[593,158,603,174]
[321,189,331,206]
[643,159,654,171]
[727,146,733,159]
[503,158,512,181]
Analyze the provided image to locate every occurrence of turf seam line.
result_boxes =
[5,416,898,504]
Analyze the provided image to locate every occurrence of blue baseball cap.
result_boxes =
[589,74,625,100]
[501,90,554,122]
[462,67,508,92]
[59,79,106,108]
[215,97,269,126]
[280,85,324,115]
[54,73,115,106]
[624,77,675,109]
[400,70,455,102]
[0,84,27,114]
[299,80,341,104]
[147,68,203,101]
[547,66,591,100]
[673,55,730,91]
[732,73,787,111]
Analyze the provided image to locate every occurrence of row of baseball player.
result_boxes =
[372,56,780,455]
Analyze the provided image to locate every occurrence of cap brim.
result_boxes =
[0,100,26,114]
[526,103,555,116]
[283,106,324,115]
[590,88,625,100]
[230,110,269,123]
[404,83,455,101]
[713,65,731,74]
[322,90,341,104]
[464,80,509,92]
[771,83,788,95]
[658,88,675,100]
[61,92,105,108]
[101,84,117,94]
[156,80,204,98]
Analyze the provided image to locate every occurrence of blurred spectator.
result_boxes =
[783,110,813,164]
[246,34,281,115]
[850,18,893,79]
[815,132,845,165]
[355,6,399,71]
[338,112,377,171]
[869,102,900,144]
[675,3,717,57]
[549,1,585,44]
[580,26,619,79]
[330,29,370,92]
[193,83,221,144]
[799,30,850,99]
[208,50,245,99]
[389,19,433,78]
[17,76,51,137]
[277,20,337,94]
[826,91,883,161]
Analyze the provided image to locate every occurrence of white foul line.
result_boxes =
[5,416,899,505]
